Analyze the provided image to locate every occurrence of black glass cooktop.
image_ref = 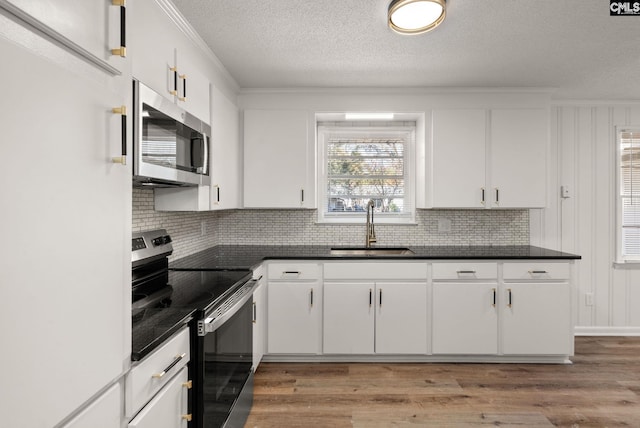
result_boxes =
[167,269,252,312]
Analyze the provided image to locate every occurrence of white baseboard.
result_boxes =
[575,326,640,336]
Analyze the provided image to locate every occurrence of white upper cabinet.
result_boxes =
[429,108,547,209]
[431,109,487,208]
[244,110,312,208]
[129,0,210,123]
[210,84,242,210]
[490,109,547,208]
[4,0,127,73]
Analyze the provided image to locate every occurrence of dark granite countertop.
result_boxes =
[170,245,581,271]
[131,307,195,361]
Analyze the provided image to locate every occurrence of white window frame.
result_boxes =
[617,126,640,262]
[317,125,416,224]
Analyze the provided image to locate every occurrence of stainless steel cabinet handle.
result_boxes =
[369,289,373,307]
[481,187,485,205]
[152,353,186,379]
[507,288,512,308]
[379,289,382,306]
[457,270,476,274]
[495,188,500,205]
[492,288,496,307]
[310,288,314,307]
[111,105,126,165]
[301,189,305,204]
[110,0,126,57]
[528,270,548,274]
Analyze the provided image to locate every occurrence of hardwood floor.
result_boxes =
[245,337,640,427]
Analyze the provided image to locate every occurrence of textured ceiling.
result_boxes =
[170,0,640,99]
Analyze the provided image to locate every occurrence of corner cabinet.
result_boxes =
[429,108,548,209]
[210,84,242,210]
[243,110,313,208]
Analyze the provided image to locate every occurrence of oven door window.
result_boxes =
[202,298,253,426]
[141,103,208,174]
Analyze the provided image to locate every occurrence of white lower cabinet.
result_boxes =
[62,383,122,428]
[432,283,498,355]
[267,281,322,353]
[128,367,189,428]
[501,282,572,355]
[126,327,191,426]
[323,282,427,354]
[267,262,322,354]
[252,273,267,369]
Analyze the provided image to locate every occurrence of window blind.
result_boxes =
[620,130,640,257]
[326,137,408,214]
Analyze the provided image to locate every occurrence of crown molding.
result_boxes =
[155,0,239,93]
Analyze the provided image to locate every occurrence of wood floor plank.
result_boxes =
[245,337,640,427]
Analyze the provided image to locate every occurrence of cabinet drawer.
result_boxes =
[432,262,497,280]
[324,262,427,280]
[126,327,190,417]
[503,262,570,280]
[268,262,320,280]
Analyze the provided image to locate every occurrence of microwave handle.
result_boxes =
[203,134,209,174]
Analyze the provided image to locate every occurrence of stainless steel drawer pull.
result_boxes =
[283,271,300,275]
[152,353,186,379]
[528,270,548,274]
[457,270,476,274]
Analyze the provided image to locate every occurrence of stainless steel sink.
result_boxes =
[330,247,415,256]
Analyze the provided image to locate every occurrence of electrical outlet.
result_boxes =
[585,292,594,306]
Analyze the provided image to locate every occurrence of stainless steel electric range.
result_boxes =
[132,229,257,428]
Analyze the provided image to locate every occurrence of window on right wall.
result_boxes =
[618,128,640,261]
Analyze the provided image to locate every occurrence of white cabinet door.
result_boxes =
[4,0,126,72]
[490,109,547,208]
[128,367,189,428]
[244,110,310,208]
[130,0,210,122]
[210,84,241,210]
[252,279,267,370]
[375,282,428,354]
[431,109,487,208]
[323,283,375,354]
[0,31,129,428]
[501,283,571,355]
[267,282,321,354]
[129,0,177,99]
[62,384,121,428]
[177,61,210,123]
[432,283,498,354]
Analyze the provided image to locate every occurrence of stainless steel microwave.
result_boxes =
[133,80,210,187]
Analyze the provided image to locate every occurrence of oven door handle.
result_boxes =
[198,279,258,335]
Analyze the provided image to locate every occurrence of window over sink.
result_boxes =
[317,123,415,224]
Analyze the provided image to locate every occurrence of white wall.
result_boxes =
[536,103,640,334]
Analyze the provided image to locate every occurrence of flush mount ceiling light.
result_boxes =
[388,0,446,35]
